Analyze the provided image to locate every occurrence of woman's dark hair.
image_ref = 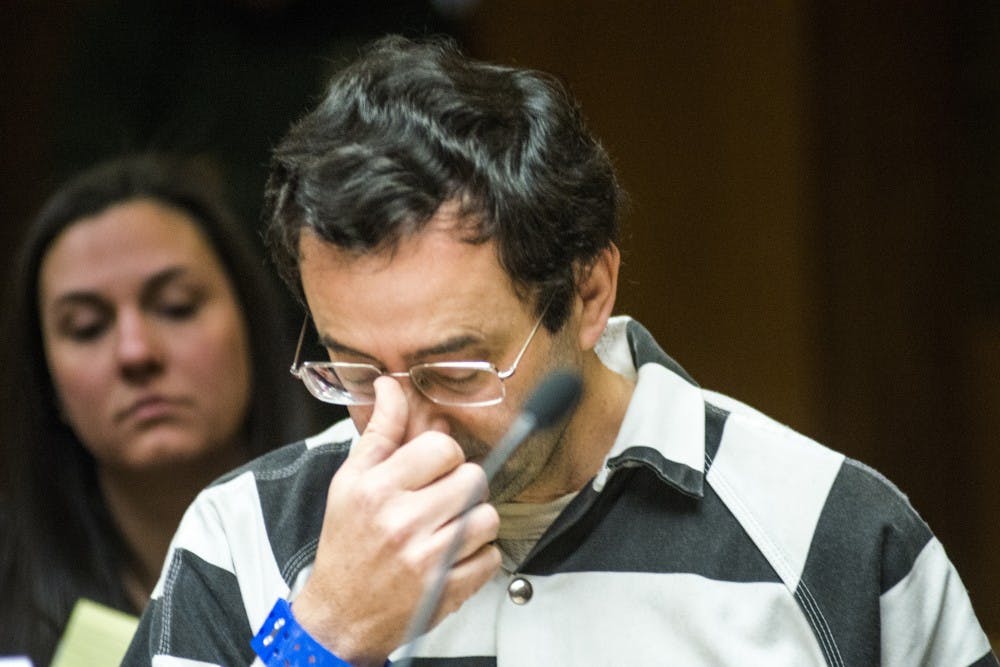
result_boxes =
[0,154,311,664]
[265,35,625,332]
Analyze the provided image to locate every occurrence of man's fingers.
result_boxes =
[413,498,499,571]
[350,376,409,469]
[376,431,468,492]
[451,502,500,562]
[433,541,503,623]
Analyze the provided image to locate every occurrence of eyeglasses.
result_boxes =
[289,306,549,407]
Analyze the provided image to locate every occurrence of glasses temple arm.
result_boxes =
[290,315,309,376]
[497,309,547,380]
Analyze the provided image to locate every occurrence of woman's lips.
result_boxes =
[118,395,186,423]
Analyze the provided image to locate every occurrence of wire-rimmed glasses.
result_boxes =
[289,307,549,407]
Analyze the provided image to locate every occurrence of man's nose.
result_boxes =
[399,381,450,441]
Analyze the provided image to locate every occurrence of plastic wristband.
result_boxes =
[251,598,354,667]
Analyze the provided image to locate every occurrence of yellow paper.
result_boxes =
[50,598,139,667]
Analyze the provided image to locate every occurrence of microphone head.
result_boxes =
[523,368,583,429]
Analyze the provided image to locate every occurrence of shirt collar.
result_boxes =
[593,316,706,498]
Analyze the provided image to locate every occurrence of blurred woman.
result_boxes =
[0,155,314,664]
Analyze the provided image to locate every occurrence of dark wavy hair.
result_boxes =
[0,154,311,665]
[265,35,625,331]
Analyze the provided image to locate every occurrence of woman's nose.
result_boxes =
[114,311,165,380]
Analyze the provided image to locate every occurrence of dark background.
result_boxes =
[2,1,997,646]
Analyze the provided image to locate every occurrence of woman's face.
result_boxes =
[39,199,253,472]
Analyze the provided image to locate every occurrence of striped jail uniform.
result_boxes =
[124,317,998,666]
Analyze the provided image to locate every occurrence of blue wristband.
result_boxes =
[251,598,354,667]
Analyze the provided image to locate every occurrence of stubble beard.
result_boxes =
[453,426,566,505]
[461,323,580,504]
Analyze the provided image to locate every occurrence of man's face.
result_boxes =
[298,206,580,503]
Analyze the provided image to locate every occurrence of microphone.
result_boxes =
[394,369,583,666]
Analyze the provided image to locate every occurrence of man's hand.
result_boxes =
[292,376,501,666]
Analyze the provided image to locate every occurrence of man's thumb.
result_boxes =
[351,375,408,468]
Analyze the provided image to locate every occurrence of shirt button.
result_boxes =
[507,577,533,605]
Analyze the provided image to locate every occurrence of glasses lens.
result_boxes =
[411,363,504,406]
[301,363,380,405]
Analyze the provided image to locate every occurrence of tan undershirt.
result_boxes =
[495,492,578,573]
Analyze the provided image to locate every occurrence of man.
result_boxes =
[125,36,997,666]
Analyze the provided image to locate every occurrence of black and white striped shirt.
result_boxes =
[124,317,997,666]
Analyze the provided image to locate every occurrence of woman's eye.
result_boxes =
[66,321,107,341]
[153,282,206,321]
[56,309,108,342]
[157,301,199,320]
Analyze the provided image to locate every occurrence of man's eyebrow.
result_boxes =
[317,332,484,364]
[414,334,482,358]
[317,335,378,362]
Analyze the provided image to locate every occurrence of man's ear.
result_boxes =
[574,243,620,351]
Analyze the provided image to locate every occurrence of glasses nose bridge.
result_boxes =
[382,368,436,405]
